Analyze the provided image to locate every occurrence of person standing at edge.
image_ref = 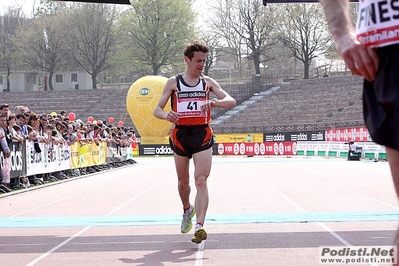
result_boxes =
[153,40,236,244]
[320,0,399,261]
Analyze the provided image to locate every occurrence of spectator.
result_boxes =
[60,110,67,118]
[0,104,10,118]
[65,124,78,146]
[92,125,101,145]
[38,114,49,137]
[14,106,26,115]
[16,113,28,137]
[8,114,24,145]
[27,113,44,144]
[0,114,12,191]
[53,121,67,146]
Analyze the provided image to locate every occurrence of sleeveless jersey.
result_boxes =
[171,74,211,126]
[356,0,399,47]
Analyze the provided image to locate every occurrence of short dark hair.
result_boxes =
[183,40,209,60]
[0,104,9,110]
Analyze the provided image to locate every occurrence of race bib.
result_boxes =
[176,90,207,117]
[356,0,399,47]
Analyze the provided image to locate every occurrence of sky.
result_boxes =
[0,0,39,16]
[1,0,208,18]
[1,0,209,29]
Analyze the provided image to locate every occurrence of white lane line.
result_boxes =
[10,167,149,218]
[242,164,380,266]
[195,165,214,266]
[195,242,205,266]
[306,176,399,209]
[25,173,170,265]
[26,227,91,266]
[278,163,398,209]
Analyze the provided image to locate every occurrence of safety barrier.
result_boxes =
[1,140,134,186]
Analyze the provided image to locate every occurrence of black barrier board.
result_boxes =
[263,133,289,142]
[263,131,325,142]
[139,144,174,156]
[288,131,325,141]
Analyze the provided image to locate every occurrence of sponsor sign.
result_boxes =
[139,144,174,155]
[25,141,71,176]
[214,133,264,143]
[264,131,325,142]
[325,127,371,142]
[217,142,297,156]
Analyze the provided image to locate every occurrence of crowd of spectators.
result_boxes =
[0,103,137,194]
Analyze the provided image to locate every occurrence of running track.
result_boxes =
[0,156,398,266]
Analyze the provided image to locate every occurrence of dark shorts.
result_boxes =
[169,124,214,159]
[363,44,399,150]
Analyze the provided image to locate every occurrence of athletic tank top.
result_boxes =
[356,0,399,47]
[171,74,211,126]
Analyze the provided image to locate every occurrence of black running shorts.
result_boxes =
[169,124,214,159]
[363,44,399,150]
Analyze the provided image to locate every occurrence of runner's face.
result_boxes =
[186,51,207,75]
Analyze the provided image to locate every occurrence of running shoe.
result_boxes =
[181,205,195,234]
[191,226,207,244]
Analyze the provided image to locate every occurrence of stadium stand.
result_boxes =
[211,75,364,133]
[0,75,363,135]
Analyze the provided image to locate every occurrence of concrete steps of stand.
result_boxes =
[212,86,281,125]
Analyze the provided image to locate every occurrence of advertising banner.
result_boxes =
[291,131,325,141]
[216,141,297,156]
[70,142,107,168]
[214,133,264,143]
[325,126,371,142]
[139,144,174,155]
[106,142,123,162]
[296,141,385,158]
[0,141,23,179]
[25,141,71,176]
[264,131,325,142]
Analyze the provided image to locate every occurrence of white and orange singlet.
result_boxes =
[171,74,212,126]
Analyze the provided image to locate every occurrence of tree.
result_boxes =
[117,0,196,76]
[0,8,27,92]
[274,4,332,79]
[66,3,117,89]
[209,0,277,86]
[200,33,220,76]
[15,13,70,90]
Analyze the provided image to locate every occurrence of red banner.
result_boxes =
[324,126,370,142]
[217,142,297,156]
